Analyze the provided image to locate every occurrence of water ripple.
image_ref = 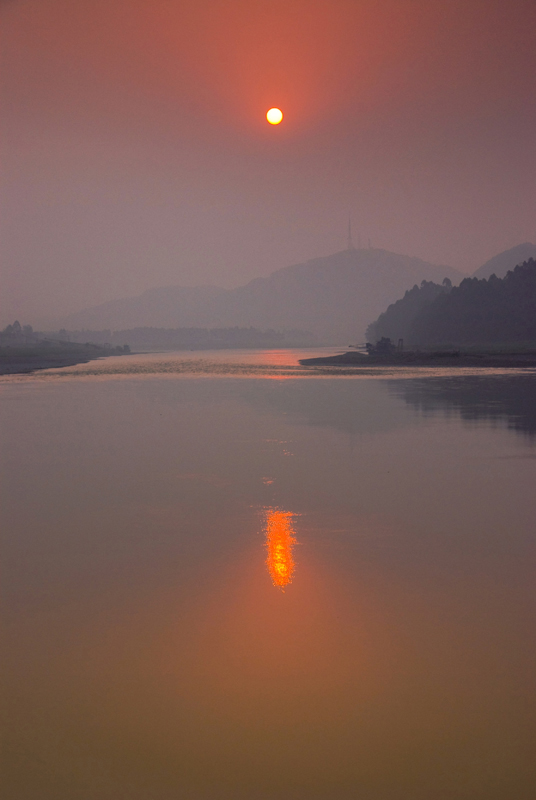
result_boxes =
[1,353,535,384]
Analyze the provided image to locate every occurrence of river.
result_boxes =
[1,349,535,799]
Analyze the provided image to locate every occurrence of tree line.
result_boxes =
[367,259,536,347]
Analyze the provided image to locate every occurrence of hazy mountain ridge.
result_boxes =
[224,249,460,340]
[62,285,228,330]
[61,248,461,342]
[44,326,316,350]
[472,242,536,280]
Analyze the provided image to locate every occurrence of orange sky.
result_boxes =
[2,0,536,323]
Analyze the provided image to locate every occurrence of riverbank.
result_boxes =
[0,343,130,375]
[299,350,536,368]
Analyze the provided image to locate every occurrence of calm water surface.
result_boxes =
[1,350,536,799]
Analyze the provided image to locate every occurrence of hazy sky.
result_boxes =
[2,0,536,325]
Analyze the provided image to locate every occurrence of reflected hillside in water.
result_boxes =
[391,373,536,439]
[237,370,536,442]
[238,378,415,437]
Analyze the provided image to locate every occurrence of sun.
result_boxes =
[266,107,283,125]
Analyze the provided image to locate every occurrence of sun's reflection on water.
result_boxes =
[265,509,296,588]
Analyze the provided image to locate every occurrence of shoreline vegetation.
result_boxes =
[1,321,317,376]
[299,349,536,369]
[0,342,130,376]
[0,321,132,376]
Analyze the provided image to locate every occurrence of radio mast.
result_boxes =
[347,215,355,250]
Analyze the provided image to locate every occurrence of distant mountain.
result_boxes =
[473,243,536,280]
[62,285,227,330]
[61,248,462,342]
[217,249,460,341]
[44,326,317,350]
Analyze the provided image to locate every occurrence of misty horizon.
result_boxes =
[4,240,536,334]
[2,0,536,326]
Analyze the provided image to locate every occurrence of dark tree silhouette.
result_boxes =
[367,259,536,347]
[366,279,451,344]
[410,259,536,346]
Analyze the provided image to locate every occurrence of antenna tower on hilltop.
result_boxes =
[347,215,356,251]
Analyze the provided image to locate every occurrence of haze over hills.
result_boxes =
[61,285,228,331]
[61,248,461,343]
[472,243,536,280]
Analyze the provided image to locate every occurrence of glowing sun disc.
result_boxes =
[266,107,283,125]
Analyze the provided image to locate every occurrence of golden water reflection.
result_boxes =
[265,509,296,588]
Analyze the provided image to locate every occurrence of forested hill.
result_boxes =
[366,279,452,345]
[367,259,536,347]
[411,258,536,345]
